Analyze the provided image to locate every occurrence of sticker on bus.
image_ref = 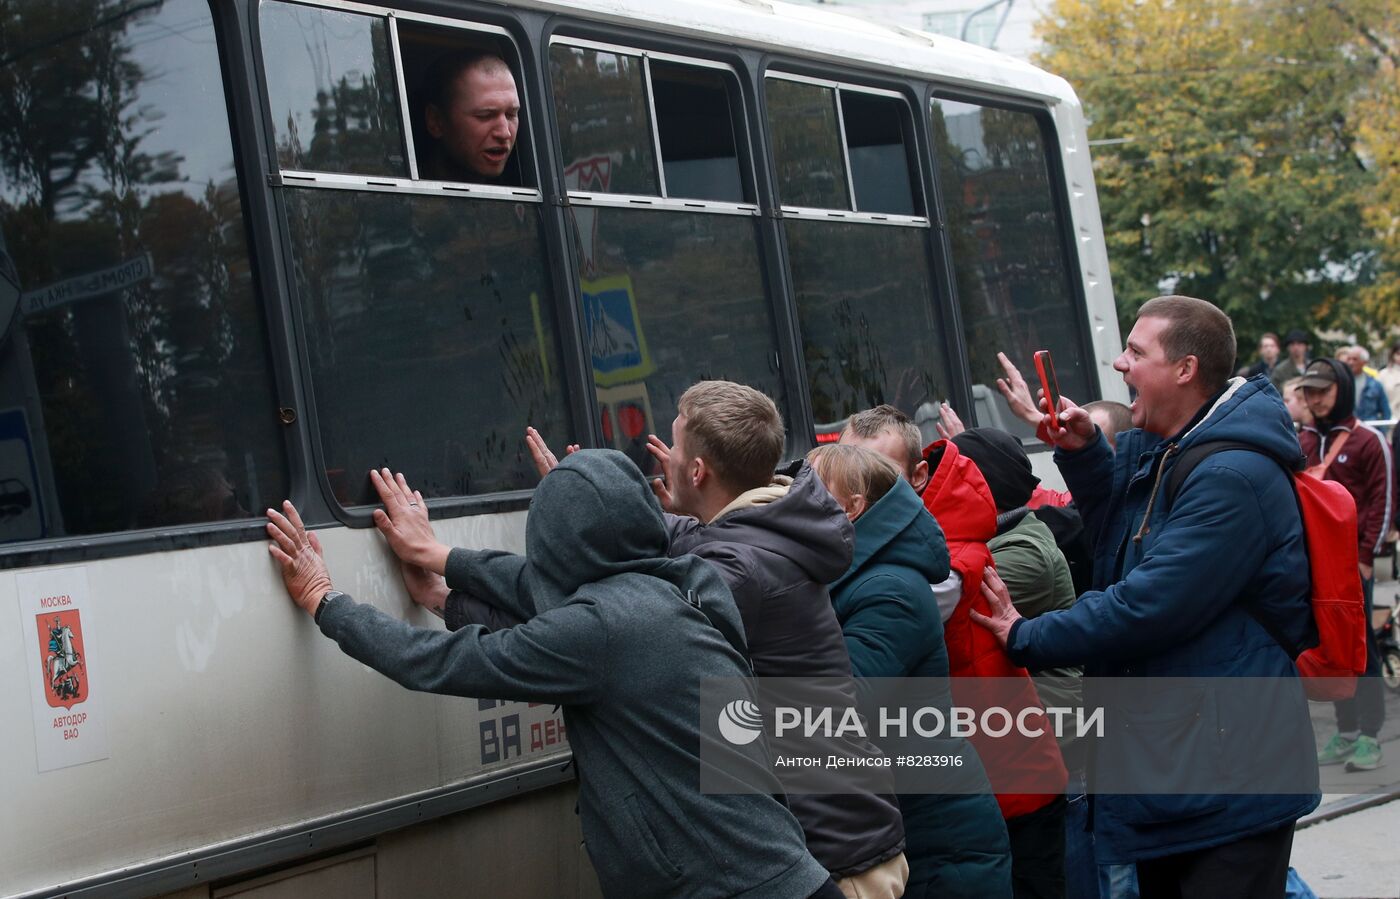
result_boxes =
[18,567,110,772]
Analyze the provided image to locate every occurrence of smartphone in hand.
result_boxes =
[1033,350,1061,421]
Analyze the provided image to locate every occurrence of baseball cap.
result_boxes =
[1296,359,1338,389]
[1283,329,1310,346]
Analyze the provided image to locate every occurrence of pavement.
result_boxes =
[1288,574,1400,898]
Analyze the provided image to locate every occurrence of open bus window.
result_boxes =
[787,221,954,430]
[765,78,851,210]
[840,92,919,216]
[650,63,746,203]
[259,2,407,178]
[0,0,289,542]
[550,45,660,196]
[284,190,571,505]
[930,98,1094,435]
[398,24,528,187]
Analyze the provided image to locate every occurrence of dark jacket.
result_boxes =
[829,478,1013,899]
[666,464,906,877]
[920,440,1068,819]
[1297,357,1394,567]
[319,451,830,899]
[1010,376,1321,863]
[1300,420,1394,567]
[1356,373,1392,423]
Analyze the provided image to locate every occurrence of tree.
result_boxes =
[1037,0,1386,348]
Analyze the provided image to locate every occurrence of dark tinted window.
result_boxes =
[285,191,571,504]
[0,0,288,541]
[651,63,744,203]
[567,208,786,469]
[787,222,953,430]
[841,92,918,216]
[260,1,407,177]
[766,78,850,210]
[931,99,1092,436]
[549,45,659,196]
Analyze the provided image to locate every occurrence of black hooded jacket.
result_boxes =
[665,464,906,877]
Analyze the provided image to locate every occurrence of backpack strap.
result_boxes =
[1162,439,1311,658]
[1164,440,1276,511]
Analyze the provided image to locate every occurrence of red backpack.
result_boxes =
[1166,439,1367,700]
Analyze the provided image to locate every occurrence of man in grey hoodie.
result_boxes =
[265,450,834,899]
[530,382,908,897]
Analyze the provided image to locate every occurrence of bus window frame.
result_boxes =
[761,61,967,452]
[250,1,593,528]
[0,0,306,568]
[546,35,760,214]
[926,85,1102,422]
[762,71,930,225]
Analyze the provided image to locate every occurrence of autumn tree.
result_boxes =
[1037,0,1387,348]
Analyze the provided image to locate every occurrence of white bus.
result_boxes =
[0,0,1123,895]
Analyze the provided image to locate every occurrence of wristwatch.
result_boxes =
[314,590,346,624]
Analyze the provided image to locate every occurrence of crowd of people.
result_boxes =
[263,296,1392,899]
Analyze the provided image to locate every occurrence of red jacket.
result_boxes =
[1300,418,1395,567]
[920,440,1067,819]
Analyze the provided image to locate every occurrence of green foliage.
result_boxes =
[1037,0,1391,350]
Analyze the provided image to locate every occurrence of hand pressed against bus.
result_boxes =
[420,52,520,183]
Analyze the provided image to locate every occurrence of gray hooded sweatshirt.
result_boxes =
[318,450,829,899]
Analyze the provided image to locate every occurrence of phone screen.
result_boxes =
[1034,350,1061,418]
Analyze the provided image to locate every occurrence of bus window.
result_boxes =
[930,98,1094,437]
[788,221,954,430]
[397,23,529,187]
[566,207,787,470]
[765,78,851,210]
[650,63,745,203]
[284,190,570,505]
[549,45,660,196]
[260,1,407,178]
[0,0,289,541]
[840,91,919,216]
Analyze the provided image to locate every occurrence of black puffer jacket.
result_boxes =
[666,464,906,877]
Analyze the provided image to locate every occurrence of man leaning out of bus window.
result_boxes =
[265,450,846,899]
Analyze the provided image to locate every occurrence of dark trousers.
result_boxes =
[1335,577,1386,738]
[1135,822,1294,899]
[1008,795,1067,899]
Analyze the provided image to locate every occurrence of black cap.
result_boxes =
[1283,329,1310,347]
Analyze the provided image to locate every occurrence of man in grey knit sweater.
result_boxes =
[265,450,835,899]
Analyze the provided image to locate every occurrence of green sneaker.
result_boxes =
[1345,735,1382,772]
[1318,733,1356,766]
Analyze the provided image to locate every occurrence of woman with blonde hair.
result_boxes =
[808,443,1012,898]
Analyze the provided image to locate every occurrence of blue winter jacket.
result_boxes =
[829,479,1013,899]
[1007,376,1320,863]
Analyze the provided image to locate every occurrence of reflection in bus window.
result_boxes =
[766,79,850,210]
[397,22,526,187]
[0,0,288,541]
[788,222,953,429]
[284,191,570,505]
[549,45,659,196]
[931,98,1093,430]
[260,1,406,177]
[651,63,745,203]
[567,207,787,469]
[840,92,918,216]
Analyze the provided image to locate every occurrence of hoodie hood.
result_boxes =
[701,463,854,584]
[1308,358,1356,429]
[919,439,998,545]
[1177,375,1308,469]
[832,478,949,593]
[525,450,692,613]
